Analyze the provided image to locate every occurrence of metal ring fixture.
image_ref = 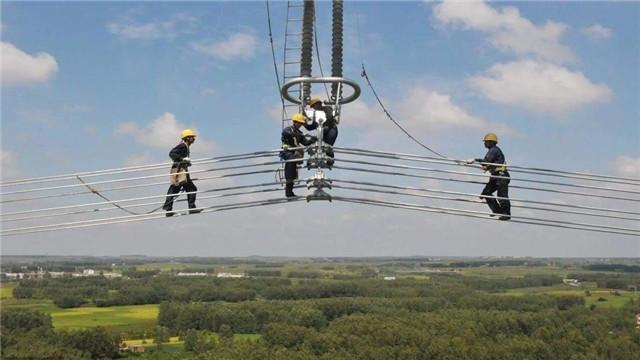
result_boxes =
[281,76,361,105]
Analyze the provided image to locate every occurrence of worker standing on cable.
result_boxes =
[163,129,202,217]
[281,113,317,197]
[305,97,338,164]
[465,133,511,220]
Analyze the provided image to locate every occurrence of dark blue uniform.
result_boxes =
[163,142,198,212]
[280,125,316,197]
[475,145,511,217]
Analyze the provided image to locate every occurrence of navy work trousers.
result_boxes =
[163,177,197,211]
[481,175,511,215]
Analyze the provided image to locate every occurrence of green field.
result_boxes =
[50,304,159,332]
[0,281,17,300]
[499,286,638,308]
[461,265,571,278]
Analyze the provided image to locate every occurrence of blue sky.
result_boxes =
[1,1,638,257]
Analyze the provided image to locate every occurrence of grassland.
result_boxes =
[1,282,159,334]
[50,304,159,333]
[499,286,638,309]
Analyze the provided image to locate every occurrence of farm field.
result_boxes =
[2,257,639,359]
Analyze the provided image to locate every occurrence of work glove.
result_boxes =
[464,158,475,165]
[182,157,192,166]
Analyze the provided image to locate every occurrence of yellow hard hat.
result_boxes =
[291,113,305,124]
[308,97,322,106]
[181,129,197,139]
[483,133,498,142]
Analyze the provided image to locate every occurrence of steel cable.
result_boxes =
[332,165,640,203]
[335,158,640,196]
[0,148,296,187]
[331,183,639,222]
[2,197,304,236]
[334,147,640,185]
[333,196,640,237]
[331,178,640,216]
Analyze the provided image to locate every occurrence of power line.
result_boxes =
[0,159,293,196]
[334,147,640,185]
[333,165,640,203]
[0,149,291,187]
[331,178,640,217]
[331,183,639,222]
[2,197,304,236]
[3,184,300,223]
[1,169,280,204]
[2,181,291,217]
[335,158,640,196]
[332,188,638,232]
[333,196,640,237]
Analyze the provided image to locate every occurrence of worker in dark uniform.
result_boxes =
[305,97,338,163]
[465,133,511,220]
[281,113,317,197]
[163,129,202,216]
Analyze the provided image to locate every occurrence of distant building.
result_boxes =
[563,278,580,287]
[102,272,123,279]
[48,272,66,278]
[3,273,25,280]
[383,276,396,281]
[177,272,207,277]
[217,272,245,278]
[83,269,96,276]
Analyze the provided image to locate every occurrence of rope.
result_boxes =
[333,196,640,237]
[355,16,448,159]
[266,0,285,110]
[76,175,165,216]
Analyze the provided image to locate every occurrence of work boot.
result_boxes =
[498,215,511,221]
[189,209,203,215]
[165,211,175,217]
[285,182,296,198]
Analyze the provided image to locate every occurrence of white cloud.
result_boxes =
[192,32,256,61]
[582,24,613,41]
[432,0,574,64]
[1,42,58,86]
[398,88,512,135]
[115,112,215,152]
[108,13,197,40]
[1,150,21,180]
[615,156,640,178]
[468,60,612,113]
[340,99,387,128]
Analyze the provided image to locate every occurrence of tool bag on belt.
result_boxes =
[169,165,189,186]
